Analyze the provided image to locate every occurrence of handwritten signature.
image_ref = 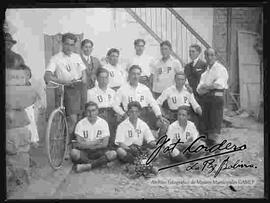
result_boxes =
[146,135,256,176]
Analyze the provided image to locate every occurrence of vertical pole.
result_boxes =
[226,8,232,108]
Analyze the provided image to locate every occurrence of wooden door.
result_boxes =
[237,30,261,116]
[44,33,83,119]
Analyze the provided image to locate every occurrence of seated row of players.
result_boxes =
[71,64,204,173]
[71,100,203,173]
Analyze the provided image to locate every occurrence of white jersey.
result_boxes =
[46,51,86,82]
[87,86,115,108]
[103,63,127,88]
[167,120,198,145]
[150,56,183,93]
[115,118,155,146]
[157,85,200,111]
[197,61,229,95]
[74,117,110,142]
[113,83,161,116]
[127,54,154,77]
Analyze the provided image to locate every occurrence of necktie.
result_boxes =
[87,57,90,64]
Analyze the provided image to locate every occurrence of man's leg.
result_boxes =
[116,147,137,164]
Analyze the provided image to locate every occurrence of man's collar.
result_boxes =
[192,57,200,66]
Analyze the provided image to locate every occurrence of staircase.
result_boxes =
[125,8,226,67]
[125,8,235,107]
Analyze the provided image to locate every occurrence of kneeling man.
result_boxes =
[166,105,204,163]
[70,101,117,173]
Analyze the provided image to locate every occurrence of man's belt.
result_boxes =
[205,89,225,97]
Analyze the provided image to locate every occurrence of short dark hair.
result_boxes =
[160,40,172,49]
[81,39,94,48]
[96,67,109,78]
[85,101,98,110]
[127,101,142,111]
[174,71,186,80]
[19,64,32,79]
[62,33,77,44]
[107,48,120,57]
[128,65,142,75]
[190,44,202,53]
[177,105,190,115]
[134,39,146,46]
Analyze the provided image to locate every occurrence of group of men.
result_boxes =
[43,32,229,174]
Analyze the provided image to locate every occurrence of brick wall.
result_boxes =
[212,7,262,108]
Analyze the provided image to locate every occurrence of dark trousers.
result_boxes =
[200,93,224,145]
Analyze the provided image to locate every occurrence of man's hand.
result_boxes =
[157,115,170,126]
[185,83,193,93]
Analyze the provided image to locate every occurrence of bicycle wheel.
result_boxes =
[46,108,69,170]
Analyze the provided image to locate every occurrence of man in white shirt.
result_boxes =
[44,33,87,142]
[113,65,169,136]
[165,106,205,163]
[157,71,202,128]
[197,48,229,147]
[87,68,117,147]
[150,40,183,99]
[70,101,117,173]
[103,48,127,91]
[126,39,154,88]
[115,101,158,177]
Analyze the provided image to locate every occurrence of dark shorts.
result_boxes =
[140,107,159,130]
[152,92,161,100]
[74,147,108,160]
[64,82,83,116]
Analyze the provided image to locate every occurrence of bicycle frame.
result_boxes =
[47,81,65,111]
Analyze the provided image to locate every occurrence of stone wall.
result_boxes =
[6,70,38,186]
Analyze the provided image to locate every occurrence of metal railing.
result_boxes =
[125,8,227,67]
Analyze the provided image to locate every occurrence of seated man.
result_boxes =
[165,106,205,163]
[87,68,117,147]
[115,101,158,176]
[113,65,169,138]
[157,71,202,129]
[70,101,117,173]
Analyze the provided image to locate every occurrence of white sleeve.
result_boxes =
[213,66,229,89]
[113,88,125,115]
[165,124,174,147]
[189,93,200,111]
[156,89,168,106]
[77,56,86,72]
[46,56,57,73]
[190,122,199,141]
[143,123,155,143]
[146,88,161,116]
[174,60,184,72]
[103,121,110,138]
[115,123,125,145]
[74,121,83,138]
[87,89,94,103]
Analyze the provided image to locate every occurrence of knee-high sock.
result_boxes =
[91,155,109,169]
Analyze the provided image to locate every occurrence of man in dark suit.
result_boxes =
[80,39,103,89]
[184,44,207,100]
[184,44,207,134]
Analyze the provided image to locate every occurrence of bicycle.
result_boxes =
[45,80,81,170]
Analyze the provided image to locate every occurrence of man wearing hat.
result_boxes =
[5,33,25,69]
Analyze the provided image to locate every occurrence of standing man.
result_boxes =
[157,71,202,126]
[103,48,127,91]
[150,40,183,99]
[113,65,169,137]
[126,39,154,88]
[197,48,229,147]
[5,33,25,69]
[184,44,207,100]
[44,33,87,142]
[87,68,117,147]
[80,39,102,89]
[70,101,117,173]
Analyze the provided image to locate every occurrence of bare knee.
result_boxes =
[116,147,127,159]
[105,150,117,161]
[70,149,80,161]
